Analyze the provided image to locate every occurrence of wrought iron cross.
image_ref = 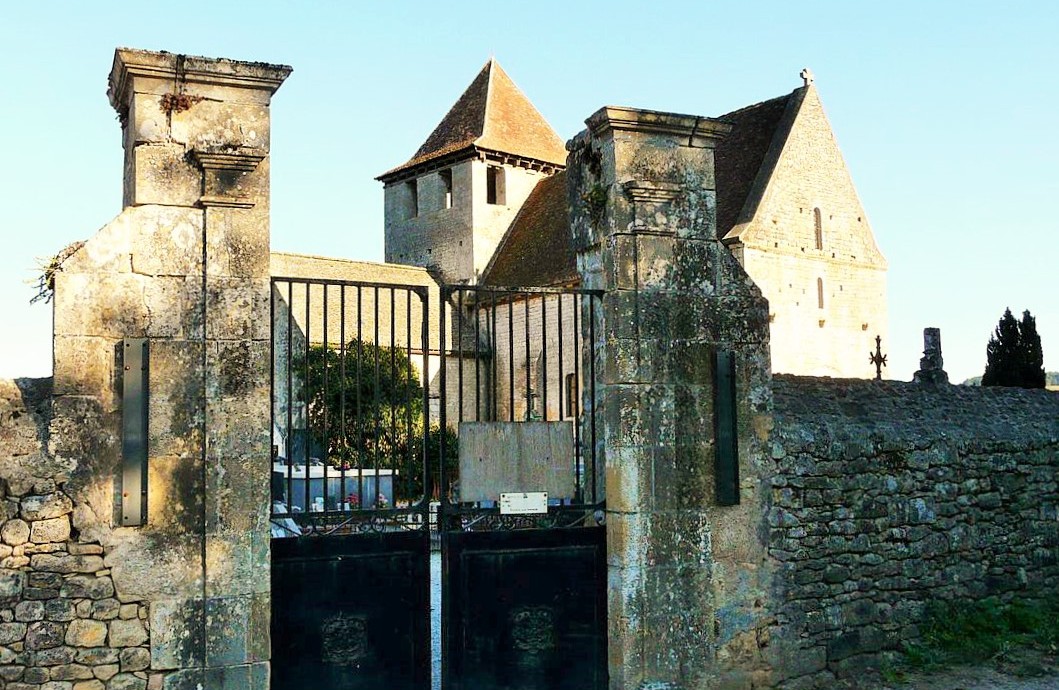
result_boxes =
[869,335,887,380]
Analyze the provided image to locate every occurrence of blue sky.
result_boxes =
[1,1,1056,382]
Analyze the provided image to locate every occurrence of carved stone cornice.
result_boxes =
[622,180,684,204]
[191,149,267,172]
[585,106,731,147]
[108,48,292,112]
[190,147,267,209]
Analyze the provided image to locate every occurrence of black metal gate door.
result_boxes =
[272,532,429,689]
[438,286,608,690]
[270,277,432,690]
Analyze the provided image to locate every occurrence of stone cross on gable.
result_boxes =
[800,67,815,86]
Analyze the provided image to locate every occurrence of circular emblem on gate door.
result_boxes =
[320,613,369,665]
[510,606,556,653]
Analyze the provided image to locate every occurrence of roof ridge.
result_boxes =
[480,58,497,142]
[718,87,803,121]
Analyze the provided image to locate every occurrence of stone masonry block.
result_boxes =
[141,277,205,339]
[171,100,271,151]
[53,272,150,340]
[248,593,270,663]
[653,439,716,510]
[606,512,647,569]
[204,531,269,598]
[127,144,201,208]
[150,599,204,670]
[52,336,119,409]
[206,340,269,403]
[126,93,169,146]
[205,596,250,667]
[642,565,715,682]
[604,446,649,514]
[204,208,270,279]
[146,454,204,534]
[148,339,205,459]
[205,278,270,341]
[645,511,712,569]
[200,661,269,690]
[127,206,205,278]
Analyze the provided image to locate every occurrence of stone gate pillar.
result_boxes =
[44,49,290,689]
[568,108,776,689]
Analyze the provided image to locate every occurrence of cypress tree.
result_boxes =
[1017,310,1046,388]
[982,307,1046,388]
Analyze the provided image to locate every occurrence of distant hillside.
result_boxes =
[961,372,1059,387]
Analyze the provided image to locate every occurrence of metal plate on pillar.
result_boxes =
[121,338,149,526]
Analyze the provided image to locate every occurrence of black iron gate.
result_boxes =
[270,277,432,690]
[270,279,606,690]
[438,286,607,690]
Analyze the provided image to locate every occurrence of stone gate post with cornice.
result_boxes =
[568,107,778,689]
[13,49,291,689]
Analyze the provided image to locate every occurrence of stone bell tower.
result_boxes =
[378,59,567,284]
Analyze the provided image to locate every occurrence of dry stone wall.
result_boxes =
[1,378,153,690]
[767,376,1059,688]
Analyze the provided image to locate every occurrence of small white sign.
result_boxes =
[500,492,548,515]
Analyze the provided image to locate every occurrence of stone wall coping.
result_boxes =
[108,47,293,111]
[773,374,1059,443]
[584,105,732,144]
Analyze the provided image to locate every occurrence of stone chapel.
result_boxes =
[374,60,888,378]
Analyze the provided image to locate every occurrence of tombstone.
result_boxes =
[913,327,949,384]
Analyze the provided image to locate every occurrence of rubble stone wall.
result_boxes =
[768,376,1059,688]
[2,378,155,690]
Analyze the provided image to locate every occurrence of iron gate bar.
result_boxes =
[541,295,547,414]
[270,276,430,534]
[508,298,514,422]
[438,284,605,529]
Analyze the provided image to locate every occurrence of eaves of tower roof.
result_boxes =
[377,59,567,183]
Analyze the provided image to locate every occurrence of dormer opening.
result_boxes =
[487,166,506,205]
[440,169,453,209]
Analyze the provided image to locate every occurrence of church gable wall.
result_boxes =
[736,87,887,377]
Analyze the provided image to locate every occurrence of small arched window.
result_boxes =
[813,207,823,250]
[817,277,825,309]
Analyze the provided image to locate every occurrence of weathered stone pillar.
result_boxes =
[568,108,776,689]
[45,49,289,689]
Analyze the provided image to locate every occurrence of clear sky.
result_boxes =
[1,1,1056,383]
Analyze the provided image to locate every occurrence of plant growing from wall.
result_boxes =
[581,183,608,228]
[982,308,1046,388]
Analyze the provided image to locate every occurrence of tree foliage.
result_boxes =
[300,339,457,501]
[981,308,1046,388]
[303,338,422,466]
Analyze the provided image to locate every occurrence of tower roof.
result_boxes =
[377,59,567,182]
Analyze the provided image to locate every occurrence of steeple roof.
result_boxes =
[378,59,567,182]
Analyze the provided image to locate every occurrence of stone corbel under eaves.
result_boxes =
[190,147,267,209]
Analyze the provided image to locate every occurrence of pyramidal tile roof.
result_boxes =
[378,59,567,181]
